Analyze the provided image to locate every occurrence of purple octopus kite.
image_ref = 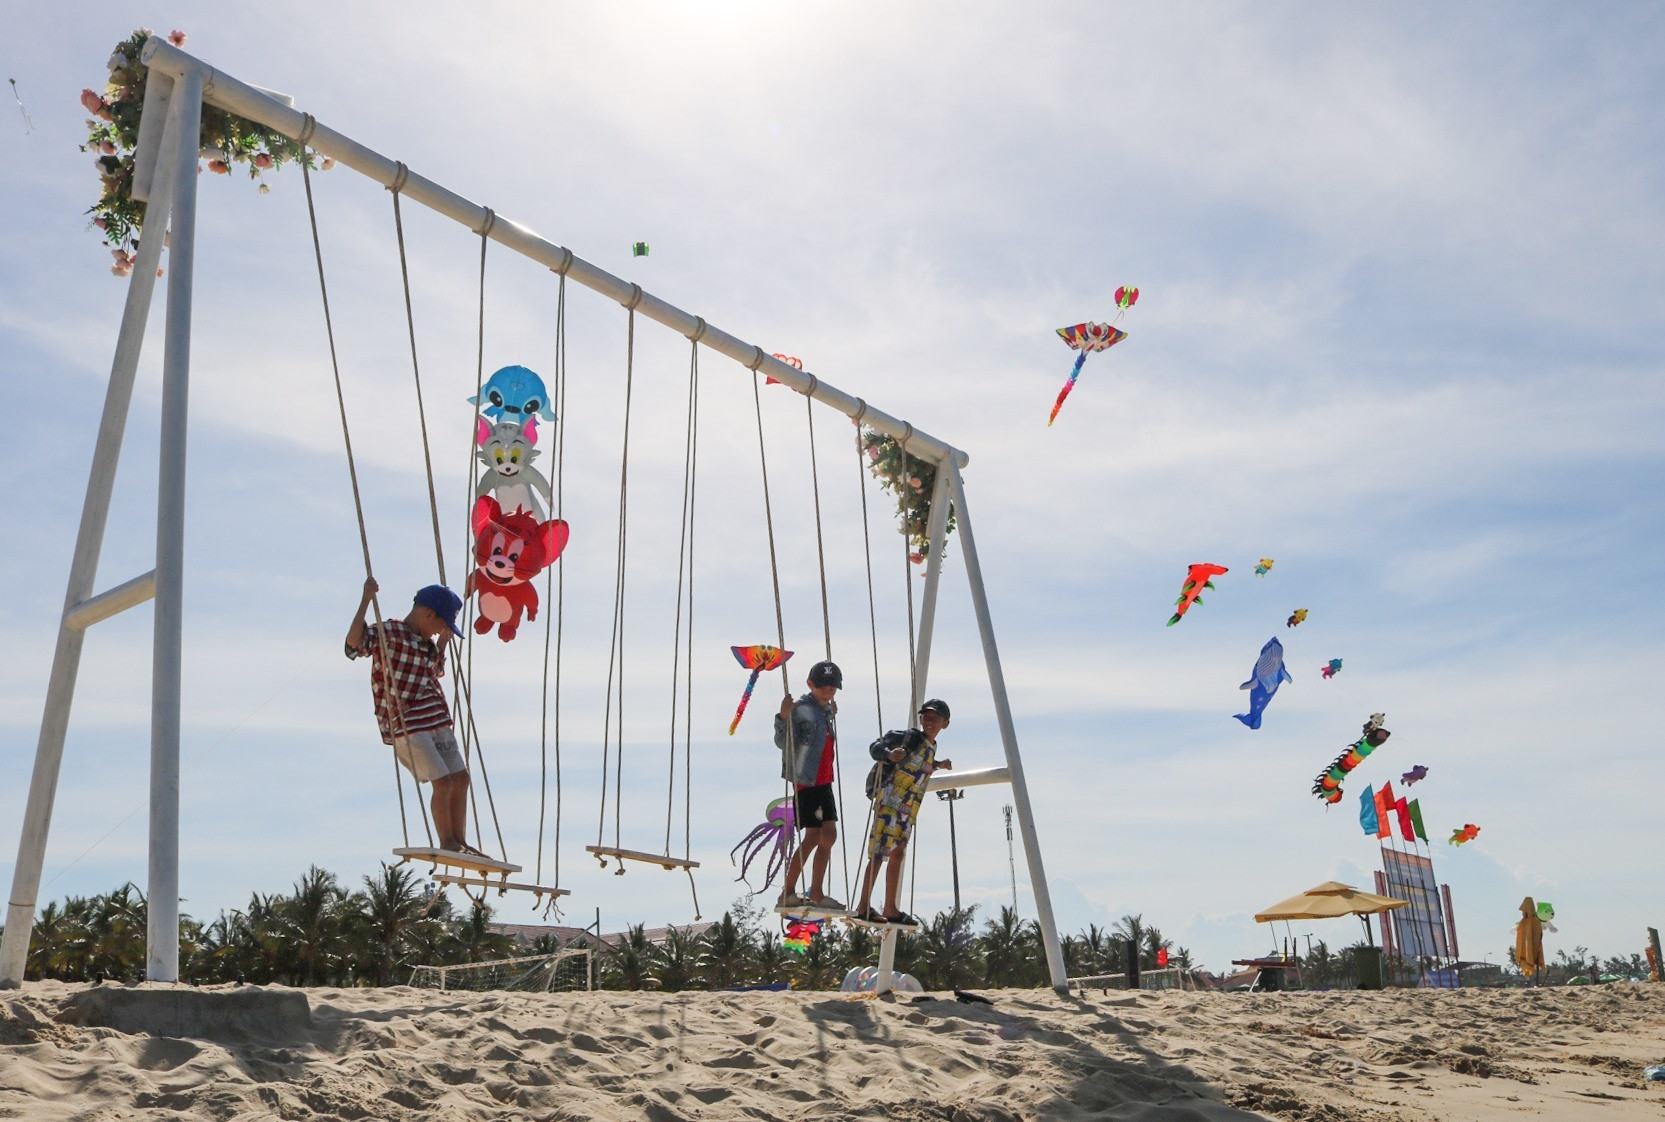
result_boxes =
[730,797,796,891]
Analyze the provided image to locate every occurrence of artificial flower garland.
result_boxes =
[860,427,957,563]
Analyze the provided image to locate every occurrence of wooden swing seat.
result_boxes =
[775,904,850,921]
[393,847,522,876]
[432,872,569,898]
[585,845,700,871]
[846,913,920,932]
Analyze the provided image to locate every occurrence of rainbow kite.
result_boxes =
[1312,713,1391,804]
[728,644,792,735]
[1049,322,1128,425]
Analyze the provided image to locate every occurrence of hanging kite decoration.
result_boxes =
[1167,563,1228,626]
[1254,558,1275,577]
[1401,765,1429,786]
[729,796,796,890]
[1287,609,1308,628]
[475,416,553,519]
[765,352,803,387]
[632,241,649,257]
[1448,823,1481,846]
[784,918,822,955]
[1233,636,1291,730]
[1536,901,1557,932]
[728,644,793,735]
[466,496,569,642]
[1048,321,1128,426]
[1321,658,1343,679]
[470,364,556,426]
[1311,713,1391,804]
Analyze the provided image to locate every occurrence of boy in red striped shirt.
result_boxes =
[345,578,478,855]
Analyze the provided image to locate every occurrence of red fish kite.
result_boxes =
[1166,563,1227,626]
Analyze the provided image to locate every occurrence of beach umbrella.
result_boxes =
[1254,881,1408,945]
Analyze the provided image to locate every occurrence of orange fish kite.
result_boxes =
[1166,563,1228,626]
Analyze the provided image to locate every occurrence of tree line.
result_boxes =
[6,865,1193,991]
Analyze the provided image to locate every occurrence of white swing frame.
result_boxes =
[0,36,1067,994]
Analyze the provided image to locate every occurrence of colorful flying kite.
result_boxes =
[1114,285,1139,313]
[1321,658,1343,679]
[784,919,822,955]
[1167,563,1228,626]
[632,242,649,257]
[1449,823,1481,846]
[1254,558,1275,577]
[1401,765,1429,786]
[1536,901,1557,932]
[1234,636,1291,730]
[730,796,795,889]
[1312,713,1391,804]
[728,644,792,735]
[1287,609,1308,628]
[1048,321,1128,426]
[470,364,556,425]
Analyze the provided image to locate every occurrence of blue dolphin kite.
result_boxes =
[1233,636,1292,730]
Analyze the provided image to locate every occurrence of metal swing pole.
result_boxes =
[0,71,192,987]
[944,460,1067,993]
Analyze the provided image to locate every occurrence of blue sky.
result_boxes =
[2,3,1662,976]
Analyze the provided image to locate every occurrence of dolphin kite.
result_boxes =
[1233,636,1292,730]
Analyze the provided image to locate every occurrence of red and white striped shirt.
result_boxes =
[346,620,452,744]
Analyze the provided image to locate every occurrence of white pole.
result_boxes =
[874,926,899,994]
[147,69,203,984]
[135,37,968,475]
[0,105,183,989]
[945,462,1067,992]
[909,467,954,714]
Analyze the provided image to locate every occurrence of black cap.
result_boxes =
[919,698,950,720]
[808,660,843,688]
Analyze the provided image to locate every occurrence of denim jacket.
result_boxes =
[775,693,835,785]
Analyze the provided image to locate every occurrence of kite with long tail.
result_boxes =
[728,644,792,734]
[1049,322,1128,425]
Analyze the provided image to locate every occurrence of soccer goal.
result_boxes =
[409,949,592,993]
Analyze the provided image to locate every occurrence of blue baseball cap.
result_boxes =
[413,585,464,637]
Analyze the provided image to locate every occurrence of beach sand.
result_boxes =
[4,980,1664,1120]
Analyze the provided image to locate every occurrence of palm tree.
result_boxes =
[358,864,428,985]
[602,923,654,990]
[751,931,791,986]
[278,866,352,985]
[789,924,846,991]
[982,905,1029,987]
[698,912,753,989]
[912,907,982,990]
[651,926,701,992]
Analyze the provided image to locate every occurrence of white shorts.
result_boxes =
[391,728,466,783]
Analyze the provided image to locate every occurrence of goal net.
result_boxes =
[409,949,592,993]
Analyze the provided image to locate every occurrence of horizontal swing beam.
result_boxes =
[138,37,970,472]
[584,845,699,871]
[924,764,1011,793]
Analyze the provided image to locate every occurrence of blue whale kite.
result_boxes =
[1234,636,1292,730]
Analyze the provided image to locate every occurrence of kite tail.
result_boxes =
[1047,352,1090,426]
[728,671,762,735]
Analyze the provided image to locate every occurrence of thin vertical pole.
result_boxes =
[909,467,953,711]
[0,94,183,989]
[944,461,1067,992]
[147,68,203,983]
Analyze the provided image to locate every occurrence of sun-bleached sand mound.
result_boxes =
[4,981,1665,1121]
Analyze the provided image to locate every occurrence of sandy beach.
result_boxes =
[5,981,1664,1120]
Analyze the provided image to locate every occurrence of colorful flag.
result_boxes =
[1408,799,1428,843]
[1393,797,1415,844]
[1374,781,1395,840]
[1358,785,1379,836]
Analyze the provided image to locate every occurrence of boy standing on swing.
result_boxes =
[775,660,845,911]
[345,577,481,857]
[853,698,952,925]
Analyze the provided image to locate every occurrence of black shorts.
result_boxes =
[794,784,837,827]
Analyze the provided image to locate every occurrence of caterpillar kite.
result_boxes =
[1311,713,1391,805]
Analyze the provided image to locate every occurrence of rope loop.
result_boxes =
[474,207,497,237]
[296,112,318,147]
[623,283,645,311]
[551,246,574,275]
[388,160,410,194]
[687,316,708,343]
[747,347,767,373]
[804,373,820,396]
[852,398,868,425]
[900,421,915,444]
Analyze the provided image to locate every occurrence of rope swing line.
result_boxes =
[388,165,448,587]
[596,300,640,864]
[300,149,429,849]
[665,338,699,861]
[535,270,568,890]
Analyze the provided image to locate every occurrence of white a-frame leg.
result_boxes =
[0,68,202,987]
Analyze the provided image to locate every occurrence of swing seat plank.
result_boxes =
[393,847,522,875]
[585,845,700,871]
[432,873,570,897]
[775,904,850,921]
[846,914,920,931]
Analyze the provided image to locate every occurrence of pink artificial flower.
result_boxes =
[168,30,187,47]
[208,159,229,174]
[866,446,880,460]
[253,153,273,170]
[320,157,335,171]
[80,88,104,114]
[909,552,925,565]
[99,141,116,155]
[93,217,107,230]
[110,249,135,276]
